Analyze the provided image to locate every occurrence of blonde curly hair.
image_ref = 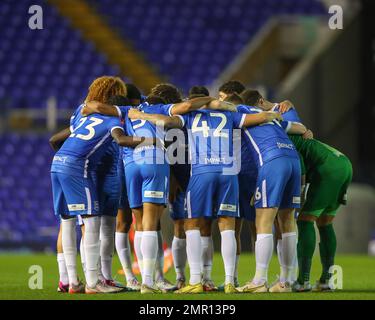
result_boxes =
[85,76,126,103]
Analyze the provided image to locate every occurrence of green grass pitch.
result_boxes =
[0,253,374,300]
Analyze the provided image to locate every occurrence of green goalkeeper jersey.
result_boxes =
[288,135,346,174]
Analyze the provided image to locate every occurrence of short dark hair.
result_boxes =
[240,89,263,106]
[145,95,166,105]
[107,95,130,106]
[224,93,243,105]
[125,83,142,101]
[189,85,209,98]
[218,80,245,95]
[188,93,208,99]
[150,83,182,104]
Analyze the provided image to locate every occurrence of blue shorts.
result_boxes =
[119,160,130,210]
[125,162,170,208]
[238,172,256,221]
[51,172,99,217]
[254,157,301,209]
[95,172,120,217]
[169,191,186,220]
[186,173,239,219]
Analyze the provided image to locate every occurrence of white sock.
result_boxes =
[291,242,299,282]
[253,233,273,285]
[186,230,202,285]
[80,237,86,278]
[57,253,68,285]
[172,236,186,280]
[141,231,158,287]
[201,236,213,281]
[221,230,237,285]
[83,216,101,288]
[234,255,240,281]
[97,254,105,282]
[134,231,143,275]
[61,218,78,286]
[280,232,297,283]
[155,230,164,281]
[100,216,116,280]
[115,232,135,282]
[277,239,283,277]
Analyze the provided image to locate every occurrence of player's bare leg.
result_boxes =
[248,220,256,251]
[238,208,278,293]
[56,224,69,292]
[218,216,238,293]
[200,218,217,291]
[140,203,165,294]
[314,214,336,291]
[171,219,186,290]
[115,207,140,290]
[269,209,296,293]
[175,218,204,294]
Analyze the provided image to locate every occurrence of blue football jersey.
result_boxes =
[180,109,245,175]
[272,104,302,123]
[96,141,119,175]
[119,102,173,166]
[237,105,299,167]
[51,105,123,177]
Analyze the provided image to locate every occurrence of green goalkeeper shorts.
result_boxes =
[302,154,352,217]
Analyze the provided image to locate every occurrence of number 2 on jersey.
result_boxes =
[191,113,228,138]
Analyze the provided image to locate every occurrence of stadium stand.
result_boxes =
[0,0,120,110]
[89,0,326,92]
[0,134,56,248]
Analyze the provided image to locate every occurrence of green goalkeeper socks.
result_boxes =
[297,220,316,284]
[318,224,337,283]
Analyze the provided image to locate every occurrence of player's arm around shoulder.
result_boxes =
[81,101,121,117]
[283,121,314,138]
[169,96,215,115]
[128,108,183,129]
[111,127,156,148]
[240,110,283,127]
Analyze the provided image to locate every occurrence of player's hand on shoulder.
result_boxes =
[303,129,314,140]
[128,108,143,120]
[278,100,294,113]
[266,111,283,122]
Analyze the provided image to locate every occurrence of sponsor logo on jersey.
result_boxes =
[277,142,295,150]
[144,191,164,198]
[53,156,68,163]
[68,204,85,211]
[219,204,237,212]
